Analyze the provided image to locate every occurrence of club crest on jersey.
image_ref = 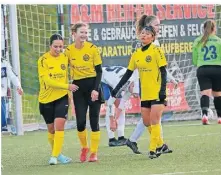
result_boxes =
[60,64,66,70]
[83,54,90,61]
[146,55,152,62]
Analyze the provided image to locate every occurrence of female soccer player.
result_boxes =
[38,34,78,165]
[112,25,168,159]
[192,19,221,125]
[65,23,103,162]
[126,15,173,155]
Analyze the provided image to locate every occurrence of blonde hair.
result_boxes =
[199,20,216,47]
[136,15,158,36]
[71,22,88,33]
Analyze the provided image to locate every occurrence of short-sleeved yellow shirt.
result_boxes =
[65,41,102,80]
[128,44,167,101]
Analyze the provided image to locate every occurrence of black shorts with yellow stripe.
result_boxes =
[141,100,167,108]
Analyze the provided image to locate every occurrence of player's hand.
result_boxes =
[111,89,117,98]
[91,90,99,101]
[17,87,23,95]
[110,116,117,132]
[69,84,79,92]
[107,96,116,106]
[159,90,166,101]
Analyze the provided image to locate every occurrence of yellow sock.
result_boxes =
[52,131,64,157]
[77,129,88,148]
[48,132,54,150]
[90,131,100,153]
[157,124,164,148]
[147,126,152,134]
[149,124,160,152]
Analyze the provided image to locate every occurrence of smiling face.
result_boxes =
[50,40,64,57]
[73,26,88,43]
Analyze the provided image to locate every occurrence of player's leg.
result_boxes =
[1,97,7,131]
[126,118,144,154]
[211,66,221,124]
[52,95,72,164]
[73,89,89,162]
[115,96,128,146]
[148,102,164,159]
[102,82,118,146]
[88,100,101,162]
[197,66,212,125]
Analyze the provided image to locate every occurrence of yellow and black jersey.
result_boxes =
[128,43,167,101]
[38,52,69,104]
[65,41,102,80]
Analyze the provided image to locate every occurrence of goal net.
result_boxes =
[2,4,221,132]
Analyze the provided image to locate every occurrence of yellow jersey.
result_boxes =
[65,41,102,80]
[128,44,167,101]
[38,52,69,103]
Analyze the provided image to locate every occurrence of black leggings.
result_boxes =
[72,77,102,132]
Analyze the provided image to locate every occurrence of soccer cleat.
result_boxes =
[117,137,127,146]
[80,148,89,162]
[57,154,72,164]
[126,139,141,154]
[88,153,98,162]
[109,138,119,147]
[148,151,158,159]
[218,118,221,124]
[49,157,58,165]
[156,144,173,156]
[202,115,209,125]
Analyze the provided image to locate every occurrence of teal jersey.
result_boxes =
[192,35,221,67]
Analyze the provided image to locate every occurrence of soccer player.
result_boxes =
[65,23,104,162]
[101,66,139,147]
[126,15,173,155]
[38,34,78,165]
[112,25,170,159]
[1,58,23,131]
[192,19,221,125]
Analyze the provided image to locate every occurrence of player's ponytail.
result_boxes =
[136,15,158,36]
[199,20,216,47]
[49,33,63,45]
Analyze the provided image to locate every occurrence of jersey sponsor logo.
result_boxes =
[60,64,66,70]
[83,54,90,61]
[49,67,54,69]
[71,58,76,60]
[1,67,7,78]
[145,55,152,62]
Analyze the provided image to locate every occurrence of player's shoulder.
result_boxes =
[85,41,98,49]
[152,43,164,53]
[65,43,74,51]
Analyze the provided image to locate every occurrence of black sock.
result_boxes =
[118,136,125,140]
[200,95,210,116]
[214,96,221,117]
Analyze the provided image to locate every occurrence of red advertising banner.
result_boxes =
[70,82,189,116]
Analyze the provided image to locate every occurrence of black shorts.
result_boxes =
[197,65,221,92]
[39,94,69,124]
[141,100,167,108]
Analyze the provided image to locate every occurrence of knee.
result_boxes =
[91,123,99,132]
[77,120,86,132]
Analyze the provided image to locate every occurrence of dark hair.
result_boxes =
[199,20,216,47]
[143,26,156,36]
[71,22,88,33]
[49,33,63,45]
[136,15,158,35]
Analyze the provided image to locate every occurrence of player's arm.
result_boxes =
[38,57,69,90]
[6,61,21,89]
[93,45,102,91]
[156,47,167,100]
[111,54,136,97]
